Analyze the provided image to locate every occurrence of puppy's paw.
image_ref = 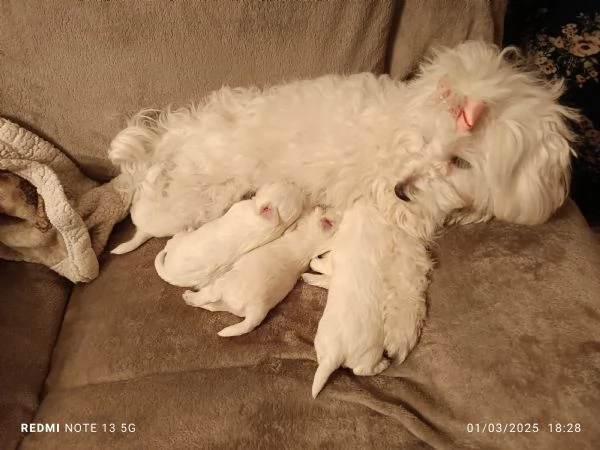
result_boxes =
[309,252,332,275]
[301,273,330,289]
[384,317,422,364]
[197,300,227,312]
[182,290,201,306]
[352,358,390,376]
[183,288,217,307]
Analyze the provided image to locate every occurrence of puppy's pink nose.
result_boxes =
[394,183,410,202]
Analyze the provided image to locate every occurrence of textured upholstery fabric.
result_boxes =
[0,0,396,180]
[21,201,600,449]
[0,262,71,448]
[3,1,600,449]
[387,0,508,79]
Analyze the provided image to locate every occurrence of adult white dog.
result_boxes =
[109,41,576,366]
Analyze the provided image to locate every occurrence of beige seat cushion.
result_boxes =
[21,200,600,449]
[0,262,72,449]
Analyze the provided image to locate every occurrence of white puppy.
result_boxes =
[312,201,391,398]
[154,182,304,288]
[182,206,339,337]
[304,224,431,368]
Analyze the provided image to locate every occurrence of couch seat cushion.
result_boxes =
[0,261,72,449]
[21,200,600,449]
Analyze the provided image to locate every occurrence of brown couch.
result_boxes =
[2,1,600,449]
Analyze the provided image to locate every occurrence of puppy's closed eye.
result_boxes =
[450,156,471,169]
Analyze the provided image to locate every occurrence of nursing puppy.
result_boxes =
[154,182,304,288]
[182,206,339,337]
[312,201,390,398]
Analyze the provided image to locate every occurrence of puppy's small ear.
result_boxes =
[320,217,335,231]
[457,99,485,132]
[258,203,277,221]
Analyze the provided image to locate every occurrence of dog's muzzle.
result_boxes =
[394,182,410,202]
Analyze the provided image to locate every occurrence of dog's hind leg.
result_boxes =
[196,300,229,313]
[352,358,390,376]
[217,307,267,337]
[182,285,220,307]
[111,229,153,254]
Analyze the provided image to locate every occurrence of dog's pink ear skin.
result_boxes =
[457,99,486,132]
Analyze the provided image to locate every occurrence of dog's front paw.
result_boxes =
[384,315,423,364]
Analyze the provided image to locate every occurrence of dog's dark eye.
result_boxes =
[450,156,471,169]
[394,182,411,201]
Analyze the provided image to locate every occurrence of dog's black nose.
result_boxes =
[394,182,410,201]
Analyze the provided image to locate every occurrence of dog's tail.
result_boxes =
[111,228,153,255]
[153,248,195,287]
[108,110,163,190]
[218,308,267,337]
[154,248,173,283]
[311,356,342,398]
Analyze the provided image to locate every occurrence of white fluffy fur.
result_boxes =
[109,41,577,381]
[182,206,339,337]
[312,202,391,398]
[305,223,431,367]
[301,251,332,290]
[154,182,304,288]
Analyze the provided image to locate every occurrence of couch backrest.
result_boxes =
[0,0,505,180]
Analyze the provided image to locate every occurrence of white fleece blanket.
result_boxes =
[0,117,131,282]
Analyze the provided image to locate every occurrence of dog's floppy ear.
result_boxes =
[479,102,575,225]
[456,99,485,132]
[438,75,486,132]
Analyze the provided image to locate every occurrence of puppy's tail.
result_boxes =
[108,110,163,190]
[111,228,153,255]
[154,249,172,283]
[312,356,342,399]
[218,308,267,337]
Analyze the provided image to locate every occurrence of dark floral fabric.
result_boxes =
[531,15,599,85]
[504,1,600,225]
